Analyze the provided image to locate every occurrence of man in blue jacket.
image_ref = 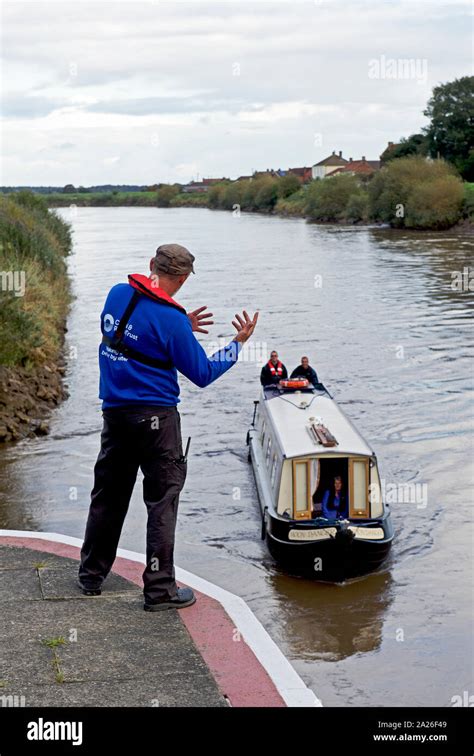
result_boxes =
[78,244,258,611]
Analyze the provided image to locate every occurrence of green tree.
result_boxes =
[241,180,258,209]
[254,178,279,211]
[423,76,474,179]
[368,156,464,229]
[208,184,226,208]
[305,174,360,222]
[222,182,244,210]
[278,174,301,198]
[383,134,428,163]
[345,191,369,223]
[156,184,180,207]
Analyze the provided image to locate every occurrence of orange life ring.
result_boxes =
[279,378,309,389]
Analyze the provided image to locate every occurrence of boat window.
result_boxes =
[369,462,383,518]
[270,454,278,487]
[292,459,312,519]
[260,420,266,442]
[310,459,320,500]
[349,458,369,518]
[266,437,272,465]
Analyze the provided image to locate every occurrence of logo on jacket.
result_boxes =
[104,314,115,332]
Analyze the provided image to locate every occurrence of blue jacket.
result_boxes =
[321,490,347,519]
[99,282,241,408]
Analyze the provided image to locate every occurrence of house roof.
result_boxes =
[287,167,311,176]
[329,159,380,176]
[253,169,281,178]
[262,390,374,459]
[380,142,401,161]
[313,152,348,167]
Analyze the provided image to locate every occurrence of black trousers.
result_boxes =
[78,405,187,603]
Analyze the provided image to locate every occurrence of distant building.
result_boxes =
[329,156,381,177]
[379,141,400,164]
[182,177,228,193]
[182,181,207,193]
[253,168,283,179]
[235,175,253,182]
[202,177,228,186]
[287,166,312,183]
[312,151,348,180]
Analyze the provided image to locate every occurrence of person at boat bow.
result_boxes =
[290,356,319,387]
[260,350,288,386]
[78,243,258,612]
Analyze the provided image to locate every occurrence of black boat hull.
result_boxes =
[265,515,393,581]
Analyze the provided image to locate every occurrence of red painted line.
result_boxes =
[0,534,285,707]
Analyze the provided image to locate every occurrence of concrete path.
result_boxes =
[0,532,321,707]
[0,544,226,707]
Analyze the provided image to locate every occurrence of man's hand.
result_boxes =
[232,310,259,343]
[188,306,214,334]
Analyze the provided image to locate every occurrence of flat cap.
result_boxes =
[154,243,195,275]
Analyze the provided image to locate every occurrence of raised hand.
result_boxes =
[188,306,214,334]
[232,310,259,343]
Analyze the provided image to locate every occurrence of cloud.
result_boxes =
[1,0,471,184]
[2,93,64,118]
[86,96,247,116]
[102,156,121,166]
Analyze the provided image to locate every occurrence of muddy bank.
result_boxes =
[0,354,68,443]
[0,192,72,443]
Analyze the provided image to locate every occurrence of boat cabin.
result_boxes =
[254,385,384,523]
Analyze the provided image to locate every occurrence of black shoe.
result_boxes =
[144,587,196,611]
[77,579,102,596]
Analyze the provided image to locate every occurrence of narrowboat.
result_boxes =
[246,380,394,581]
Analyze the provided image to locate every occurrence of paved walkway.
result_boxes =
[0,544,228,707]
[0,533,320,707]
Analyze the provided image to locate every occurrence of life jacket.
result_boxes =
[268,360,284,376]
[101,274,186,369]
[128,274,186,313]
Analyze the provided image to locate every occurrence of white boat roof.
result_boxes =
[262,389,374,459]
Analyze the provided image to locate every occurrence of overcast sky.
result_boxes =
[1,0,471,186]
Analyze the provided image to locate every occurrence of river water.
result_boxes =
[0,207,472,706]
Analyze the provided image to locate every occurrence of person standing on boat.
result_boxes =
[290,356,319,387]
[78,244,258,612]
[321,476,348,520]
[260,350,288,386]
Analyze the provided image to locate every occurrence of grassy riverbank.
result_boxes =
[0,191,73,442]
[43,158,473,230]
[44,190,157,207]
[168,158,472,230]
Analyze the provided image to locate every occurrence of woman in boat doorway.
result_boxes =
[321,476,348,520]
